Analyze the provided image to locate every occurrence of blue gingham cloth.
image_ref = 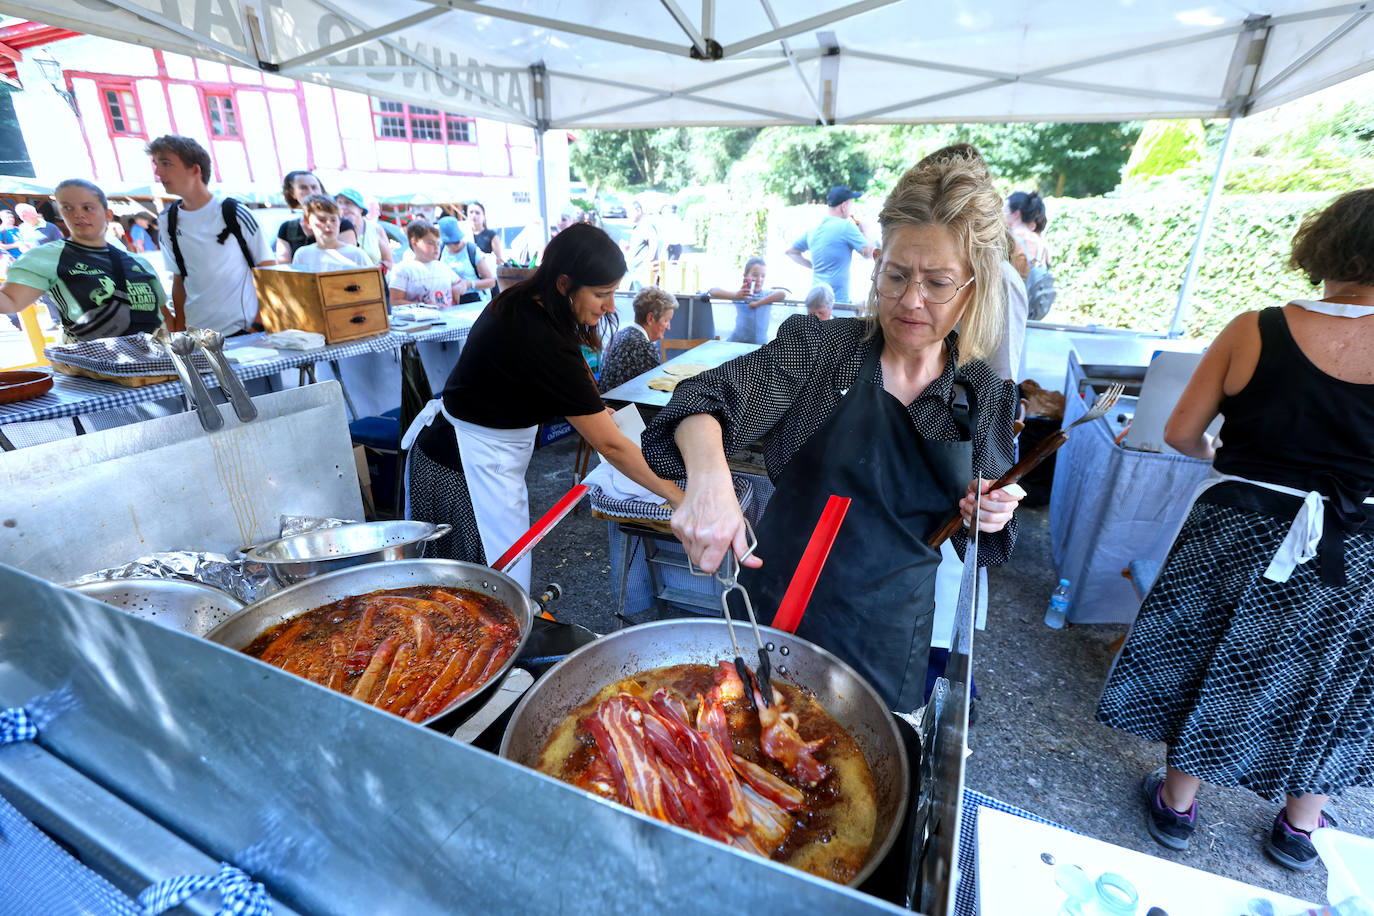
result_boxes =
[0,706,37,744]
[0,705,271,916]
[956,788,1078,916]
[590,476,753,522]
[45,334,214,376]
[138,863,270,916]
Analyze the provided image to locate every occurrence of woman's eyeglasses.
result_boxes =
[872,269,974,304]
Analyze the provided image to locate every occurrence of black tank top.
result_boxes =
[1214,307,1374,499]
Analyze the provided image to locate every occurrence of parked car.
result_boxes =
[598,194,627,219]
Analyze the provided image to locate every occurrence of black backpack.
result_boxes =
[165,197,255,277]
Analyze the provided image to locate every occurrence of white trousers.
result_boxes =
[454,419,538,592]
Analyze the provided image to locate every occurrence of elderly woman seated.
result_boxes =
[804,282,835,320]
[598,286,677,393]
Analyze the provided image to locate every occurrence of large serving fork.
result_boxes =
[927,382,1125,547]
[688,520,775,708]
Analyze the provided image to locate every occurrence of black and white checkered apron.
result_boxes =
[404,437,486,566]
[1096,496,1374,802]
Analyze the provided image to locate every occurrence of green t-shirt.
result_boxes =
[7,239,166,339]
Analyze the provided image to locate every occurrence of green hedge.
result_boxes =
[1049,191,1332,338]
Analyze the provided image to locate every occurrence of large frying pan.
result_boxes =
[204,559,535,728]
[499,617,909,887]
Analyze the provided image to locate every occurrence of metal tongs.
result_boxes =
[689,520,774,709]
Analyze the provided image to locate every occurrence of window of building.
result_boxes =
[204,93,240,138]
[98,83,144,137]
[372,98,475,146]
[409,105,442,142]
[445,117,474,144]
[376,99,407,139]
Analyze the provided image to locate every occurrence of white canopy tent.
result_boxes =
[3,0,1371,331]
[3,0,1370,129]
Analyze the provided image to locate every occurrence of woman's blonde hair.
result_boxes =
[863,145,1007,365]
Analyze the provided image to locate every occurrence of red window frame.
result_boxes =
[203,91,240,138]
[445,116,475,145]
[371,97,476,146]
[95,80,146,138]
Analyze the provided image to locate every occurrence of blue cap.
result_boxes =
[335,187,366,214]
[827,186,860,207]
[437,215,464,244]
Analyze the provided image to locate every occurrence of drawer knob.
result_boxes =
[350,315,367,324]
[345,284,361,292]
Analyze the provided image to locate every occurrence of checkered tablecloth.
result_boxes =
[956,789,1078,916]
[44,334,214,376]
[0,315,473,426]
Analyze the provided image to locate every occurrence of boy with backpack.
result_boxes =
[147,135,274,334]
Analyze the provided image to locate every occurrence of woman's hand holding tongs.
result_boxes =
[672,469,762,575]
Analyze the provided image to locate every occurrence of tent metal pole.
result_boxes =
[1250,10,1371,102]
[722,0,901,57]
[535,129,549,245]
[1169,116,1238,338]
[758,0,828,123]
[532,63,550,246]
[658,0,709,57]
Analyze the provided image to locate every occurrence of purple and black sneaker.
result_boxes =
[1266,807,1339,872]
[1142,766,1196,851]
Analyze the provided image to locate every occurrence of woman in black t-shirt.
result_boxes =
[275,170,357,263]
[466,200,504,263]
[404,224,683,590]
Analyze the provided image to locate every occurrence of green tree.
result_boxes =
[570,128,693,191]
[950,121,1143,196]
[741,126,876,205]
[1124,120,1206,181]
[686,127,763,184]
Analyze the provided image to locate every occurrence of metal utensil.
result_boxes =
[689,520,774,708]
[204,558,535,728]
[498,617,910,889]
[243,519,454,587]
[161,330,223,431]
[197,328,258,422]
[927,381,1125,547]
[69,578,243,637]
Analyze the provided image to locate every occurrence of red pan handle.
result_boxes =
[493,484,590,576]
[770,495,851,633]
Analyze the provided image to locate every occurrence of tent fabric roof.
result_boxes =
[2,1,1371,129]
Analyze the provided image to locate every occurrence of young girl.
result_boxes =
[709,257,786,344]
[291,196,372,272]
[388,219,466,307]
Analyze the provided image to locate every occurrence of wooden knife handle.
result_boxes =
[926,429,1069,548]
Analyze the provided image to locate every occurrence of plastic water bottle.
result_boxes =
[1045,578,1070,629]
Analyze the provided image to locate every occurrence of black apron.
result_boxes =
[739,340,975,712]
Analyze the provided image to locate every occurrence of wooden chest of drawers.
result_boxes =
[252,265,389,343]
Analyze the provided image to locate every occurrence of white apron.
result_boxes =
[402,399,538,592]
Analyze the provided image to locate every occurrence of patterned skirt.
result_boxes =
[404,439,487,565]
[1096,500,1374,802]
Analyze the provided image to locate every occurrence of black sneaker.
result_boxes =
[1141,767,1196,851]
[1265,807,1340,872]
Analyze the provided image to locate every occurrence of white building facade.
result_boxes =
[8,30,569,229]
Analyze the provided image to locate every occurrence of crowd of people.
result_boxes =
[0,133,1370,881]
[0,134,527,339]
